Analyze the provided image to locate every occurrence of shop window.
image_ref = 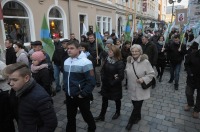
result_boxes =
[3,1,31,42]
[49,7,64,38]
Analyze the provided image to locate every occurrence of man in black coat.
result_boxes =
[141,35,158,88]
[184,43,200,119]
[52,37,63,92]
[4,62,57,132]
[141,35,158,67]
[132,32,142,45]
[88,34,103,87]
[5,39,16,65]
[166,35,187,90]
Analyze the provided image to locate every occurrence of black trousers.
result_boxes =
[156,65,165,78]
[128,100,143,123]
[100,96,121,116]
[185,85,200,112]
[65,95,96,132]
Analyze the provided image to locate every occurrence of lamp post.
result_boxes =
[168,0,182,23]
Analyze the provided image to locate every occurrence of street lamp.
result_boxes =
[168,0,182,23]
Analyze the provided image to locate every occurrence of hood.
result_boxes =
[127,54,148,63]
[78,51,87,59]
[16,49,28,57]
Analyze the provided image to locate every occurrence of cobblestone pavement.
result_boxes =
[53,67,200,132]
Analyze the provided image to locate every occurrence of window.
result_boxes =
[3,1,31,42]
[49,7,64,38]
[96,16,112,35]
[132,0,135,10]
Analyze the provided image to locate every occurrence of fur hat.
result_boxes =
[31,51,46,62]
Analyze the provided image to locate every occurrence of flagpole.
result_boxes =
[95,33,99,65]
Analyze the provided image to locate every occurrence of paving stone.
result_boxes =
[157,124,168,131]
[52,66,200,131]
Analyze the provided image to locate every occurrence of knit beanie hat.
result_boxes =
[31,51,46,62]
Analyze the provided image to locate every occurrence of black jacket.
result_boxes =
[88,41,103,66]
[61,49,69,72]
[0,90,15,132]
[32,68,51,95]
[166,42,186,64]
[156,43,166,66]
[132,37,142,45]
[17,80,57,132]
[141,42,158,66]
[6,47,16,65]
[185,50,200,88]
[101,60,125,100]
[52,41,63,66]
[121,47,131,63]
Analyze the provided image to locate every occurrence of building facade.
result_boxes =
[0,0,165,54]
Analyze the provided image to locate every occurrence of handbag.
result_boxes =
[132,63,154,89]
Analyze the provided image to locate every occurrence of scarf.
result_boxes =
[107,57,117,64]
[31,64,48,73]
[16,78,35,97]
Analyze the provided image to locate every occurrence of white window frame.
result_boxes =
[47,5,68,39]
[78,13,88,40]
[96,15,112,35]
[1,0,36,44]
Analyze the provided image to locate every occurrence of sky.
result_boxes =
[167,0,189,8]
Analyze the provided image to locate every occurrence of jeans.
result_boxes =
[53,64,62,90]
[185,85,200,112]
[65,95,96,132]
[169,63,181,85]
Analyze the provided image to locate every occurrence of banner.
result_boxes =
[175,9,188,25]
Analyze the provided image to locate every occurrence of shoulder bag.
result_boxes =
[132,63,153,89]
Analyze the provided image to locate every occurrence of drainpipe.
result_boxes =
[68,0,72,34]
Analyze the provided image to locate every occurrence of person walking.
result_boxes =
[3,62,57,132]
[52,36,63,92]
[125,44,155,130]
[156,36,166,82]
[184,42,200,118]
[5,38,16,65]
[94,45,125,121]
[63,41,96,132]
[31,51,52,95]
[13,42,29,66]
[166,35,187,90]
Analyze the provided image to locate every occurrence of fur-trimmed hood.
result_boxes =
[127,54,149,63]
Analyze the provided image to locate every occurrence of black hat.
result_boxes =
[61,39,69,43]
[31,41,42,45]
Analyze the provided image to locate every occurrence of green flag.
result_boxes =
[40,15,55,60]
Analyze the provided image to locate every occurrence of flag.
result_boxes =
[95,25,104,50]
[163,23,170,43]
[169,20,175,33]
[124,18,131,41]
[183,22,190,33]
[153,22,159,32]
[82,23,87,36]
[40,14,55,60]
[130,21,134,38]
[0,2,3,20]
[137,20,144,34]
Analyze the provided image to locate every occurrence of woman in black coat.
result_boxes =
[94,45,125,121]
[156,36,166,82]
[31,51,52,95]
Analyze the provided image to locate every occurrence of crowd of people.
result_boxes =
[0,27,200,132]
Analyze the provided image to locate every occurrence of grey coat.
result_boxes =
[0,61,11,91]
[125,54,155,101]
[16,49,29,66]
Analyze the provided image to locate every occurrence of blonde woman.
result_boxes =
[125,44,155,130]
